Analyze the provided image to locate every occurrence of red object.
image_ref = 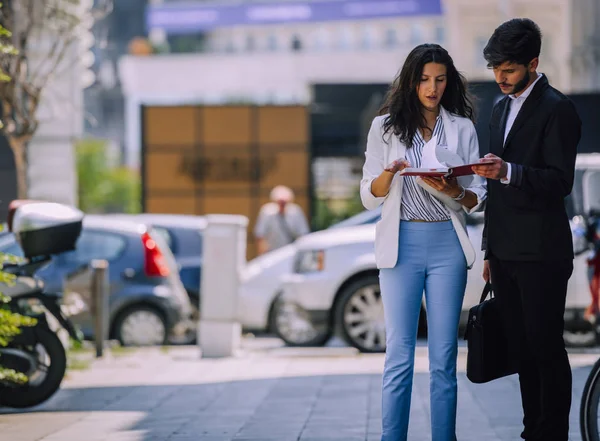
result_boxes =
[399,160,496,178]
[141,232,170,277]
[585,252,600,320]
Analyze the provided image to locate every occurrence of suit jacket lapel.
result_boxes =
[490,97,510,157]
[439,106,458,153]
[503,75,549,150]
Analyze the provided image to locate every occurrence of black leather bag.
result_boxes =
[464,283,518,384]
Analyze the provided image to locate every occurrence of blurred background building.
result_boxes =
[1,0,598,243]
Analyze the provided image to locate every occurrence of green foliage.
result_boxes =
[0,20,17,122]
[76,138,141,214]
[312,189,364,231]
[0,255,37,385]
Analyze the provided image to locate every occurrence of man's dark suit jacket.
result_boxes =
[483,74,582,261]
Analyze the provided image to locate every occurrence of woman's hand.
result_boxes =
[421,176,462,198]
[384,159,410,174]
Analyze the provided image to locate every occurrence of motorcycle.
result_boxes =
[0,200,83,408]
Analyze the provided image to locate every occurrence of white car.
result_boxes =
[237,209,382,333]
[273,154,600,352]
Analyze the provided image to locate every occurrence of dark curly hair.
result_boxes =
[379,44,474,148]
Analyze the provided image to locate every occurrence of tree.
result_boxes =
[0,0,112,199]
[76,138,141,214]
[0,16,36,385]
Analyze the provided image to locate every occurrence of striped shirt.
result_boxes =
[400,116,451,221]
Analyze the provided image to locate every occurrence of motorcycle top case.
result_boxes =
[9,201,83,258]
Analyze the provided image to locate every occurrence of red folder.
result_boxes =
[399,160,495,178]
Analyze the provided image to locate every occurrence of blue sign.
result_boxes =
[147,0,442,34]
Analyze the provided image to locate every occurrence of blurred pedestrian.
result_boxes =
[472,18,582,441]
[360,44,486,441]
[254,185,309,255]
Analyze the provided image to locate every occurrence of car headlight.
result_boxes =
[294,250,325,273]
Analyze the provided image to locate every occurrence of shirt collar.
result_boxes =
[509,72,543,101]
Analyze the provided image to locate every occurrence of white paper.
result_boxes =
[419,135,474,187]
[421,135,464,168]
[420,135,445,169]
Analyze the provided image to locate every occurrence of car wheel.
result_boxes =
[272,295,331,347]
[188,292,200,321]
[336,275,386,353]
[114,305,168,347]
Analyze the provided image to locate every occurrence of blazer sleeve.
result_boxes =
[462,123,487,214]
[360,117,389,210]
[508,99,581,198]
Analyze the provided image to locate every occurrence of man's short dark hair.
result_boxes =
[483,18,542,68]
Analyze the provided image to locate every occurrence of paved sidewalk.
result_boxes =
[0,338,597,441]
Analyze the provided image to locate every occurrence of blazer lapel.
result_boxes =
[503,75,549,149]
[440,106,458,153]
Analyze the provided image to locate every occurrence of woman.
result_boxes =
[360,44,487,441]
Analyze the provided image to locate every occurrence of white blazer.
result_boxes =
[360,107,487,269]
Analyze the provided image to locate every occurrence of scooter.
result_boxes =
[0,201,83,408]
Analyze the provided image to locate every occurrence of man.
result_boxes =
[254,185,310,255]
[472,18,582,441]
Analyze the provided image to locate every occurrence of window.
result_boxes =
[336,25,353,51]
[384,28,398,49]
[435,26,445,43]
[68,231,126,264]
[245,34,256,52]
[410,23,423,45]
[225,38,235,53]
[312,28,329,51]
[291,34,302,52]
[360,24,375,50]
[266,33,278,52]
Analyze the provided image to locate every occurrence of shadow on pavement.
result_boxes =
[0,373,383,441]
[0,365,595,441]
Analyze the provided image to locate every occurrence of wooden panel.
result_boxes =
[257,106,308,145]
[201,107,253,145]
[258,149,308,190]
[144,106,196,146]
[200,147,254,192]
[142,105,312,260]
[202,194,253,219]
[145,151,196,192]
[146,196,195,214]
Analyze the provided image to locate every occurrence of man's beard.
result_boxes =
[503,71,532,95]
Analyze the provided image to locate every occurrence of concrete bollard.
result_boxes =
[90,259,109,358]
[199,214,248,358]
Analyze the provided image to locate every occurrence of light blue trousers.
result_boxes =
[379,220,467,441]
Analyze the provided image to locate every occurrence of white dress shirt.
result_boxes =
[501,72,543,184]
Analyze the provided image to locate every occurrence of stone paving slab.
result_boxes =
[0,339,598,441]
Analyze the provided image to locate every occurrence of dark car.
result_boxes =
[0,215,194,346]
[104,214,205,319]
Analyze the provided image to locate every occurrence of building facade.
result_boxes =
[445,0,600,93]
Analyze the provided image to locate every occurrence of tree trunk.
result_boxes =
[7,136,29,200]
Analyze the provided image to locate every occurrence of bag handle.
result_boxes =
[479,282,493,304]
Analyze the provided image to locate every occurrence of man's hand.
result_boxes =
[483,260,491,283]
[472,154,508,180]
